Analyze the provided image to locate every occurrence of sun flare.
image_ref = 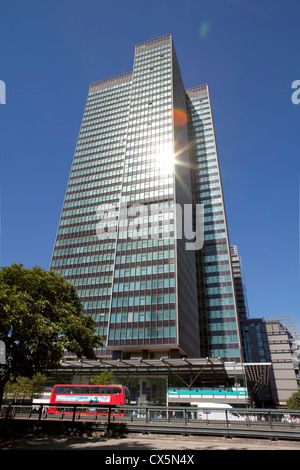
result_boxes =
[156,147,175,173]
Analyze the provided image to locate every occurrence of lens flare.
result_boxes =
[173,109,187,127]
[159,148,174,171]
[199,21,210,39]
[155,145,174,173]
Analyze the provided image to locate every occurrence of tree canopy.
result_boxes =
[4,373,47,403]
[89,371,115,385]
[286,391,300,410]
[0,264,102,405]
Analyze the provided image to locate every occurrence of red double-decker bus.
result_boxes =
[47,384,130,417]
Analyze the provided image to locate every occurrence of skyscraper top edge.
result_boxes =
[135,33,172,48]
[186,84,209,93]
[89,35,173,90]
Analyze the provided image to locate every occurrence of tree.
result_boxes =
[4,373,47,403]
[90,371,115,385]
[286,392,300,410]
[0,263,102,407]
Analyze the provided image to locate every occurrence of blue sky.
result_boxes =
[1,0,299,331]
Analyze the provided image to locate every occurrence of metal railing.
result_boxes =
[1,404,300,440]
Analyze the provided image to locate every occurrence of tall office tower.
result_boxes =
[186,86,242,362]
[230,245,249,323]
[51,34,242,362]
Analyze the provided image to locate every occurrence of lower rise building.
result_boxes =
[241,316,299,406]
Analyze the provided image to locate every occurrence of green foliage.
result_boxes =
[4,373,47,402]
[0,264,102,403]
[286,391,300,410]
[90,371,115,385]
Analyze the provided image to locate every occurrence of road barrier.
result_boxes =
[1,403,300,441]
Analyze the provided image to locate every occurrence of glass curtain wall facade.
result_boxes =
[230,245,249,323]
[51,35,199,359]
[51,34,242,362]
[186,86,242,362]
[51,71,133,357]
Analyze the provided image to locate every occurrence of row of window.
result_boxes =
[113,262,175,277]
[113,277,175,292]
[210,348,241,359]
[71,275,112,286]
[131,84,171,98]
[72,152,124,167]
[196,151,218,162]
[58,204,221,230]
[189,104,211,115]
[87,85,131,99]
[74,148,125,164]
[52,259,114,272]
[204,232,226,242]
[87,91,130,108]
[79,117,128,135]
[134,48,170,63]
[58,207,224,234]
[134,53,171,65]
[62,194,120,209]
[81,113,129,130]
[129,111,171,125]
[53,251,115,264]
[64,185,121,203]
[76,135,124,152]
[204,274,232,284]
[206,285,233,295]
[207,320,237,332]
[108,326,176,341]
[84,98,130,115]
[65,179,122,196]
[69,169,123,186]
[122,176,173,189]
[53,231,174,250]
[81,107,129,125]
[111,292,176,307]
[115,249,175,264]
[209,335,239,345]
[206,297,235,307]
[204,263,231,274]
[203,204,223,216]
[52,261,176,279]
[89,78,132,96]
[77,129,127,145]
[129,102,171,117]
[110,309,176,323]
[82,106,130,123]
[207,308,237,319]
[135,43,170,57]
[133,67,171,80]
[197,175,220,187]
[200,191,222,200]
